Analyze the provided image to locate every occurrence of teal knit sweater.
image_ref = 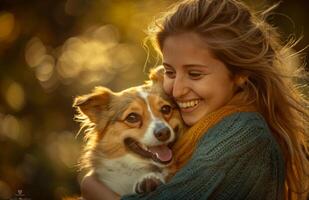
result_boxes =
[122,112,285,200]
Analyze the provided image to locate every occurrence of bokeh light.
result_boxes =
[25,24,146,92]
[56,25,119,82]
[1,114,21,141]
[45,131,80,169]
[25,37,47,68]
[4,81,25,111]
[0,12,15,41]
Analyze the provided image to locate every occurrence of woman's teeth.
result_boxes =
[177,100,199,109]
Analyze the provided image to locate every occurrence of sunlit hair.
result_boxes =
[147,0,309,199]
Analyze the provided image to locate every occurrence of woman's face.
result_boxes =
[162,32,237,126]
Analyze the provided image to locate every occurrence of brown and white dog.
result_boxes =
[73,69,184,195]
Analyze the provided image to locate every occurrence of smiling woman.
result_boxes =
[80,0,309,200]
[0,0,308,199]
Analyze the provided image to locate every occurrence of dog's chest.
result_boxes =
[96,155,163,195]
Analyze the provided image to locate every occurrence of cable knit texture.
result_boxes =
[122,112,285,200]
[169,105,256,175]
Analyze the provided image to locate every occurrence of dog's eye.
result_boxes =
[125,113,141,123]
[161,105,172,115]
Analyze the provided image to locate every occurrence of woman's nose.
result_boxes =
[172,75,188,98]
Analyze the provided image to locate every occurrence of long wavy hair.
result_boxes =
[147,0,309,199]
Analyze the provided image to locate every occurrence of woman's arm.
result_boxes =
[81,175,120,200]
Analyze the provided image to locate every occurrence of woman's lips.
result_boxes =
[176,99,201,113]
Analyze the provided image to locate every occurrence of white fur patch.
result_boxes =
[137,89,155,120]
[137,88,175,146]
[96,154,167,195]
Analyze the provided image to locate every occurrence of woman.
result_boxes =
[81,0,309,199]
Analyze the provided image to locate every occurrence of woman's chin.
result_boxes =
[181,103,208,126]
[181,106,220,126]
[182,114,200,126]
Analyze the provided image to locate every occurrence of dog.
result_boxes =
[73,68,184,195]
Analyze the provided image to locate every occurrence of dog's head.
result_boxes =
[74,71,183,169]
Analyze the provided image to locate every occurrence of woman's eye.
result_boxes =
[188,71,204,79]
[161,105,172,115]
[164,70,176,79]
[125,113,141,123]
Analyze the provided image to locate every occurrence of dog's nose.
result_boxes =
[154,123,171,142]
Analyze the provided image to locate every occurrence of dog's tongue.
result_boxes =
[148,145,173,162]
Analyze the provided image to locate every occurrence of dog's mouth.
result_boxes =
[124,138,173,164]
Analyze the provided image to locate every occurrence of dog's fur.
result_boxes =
[73,68,184,195]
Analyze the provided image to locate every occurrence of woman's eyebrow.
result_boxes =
[162,62,173,68]
[182,64,209,68]
[163,62,209,68]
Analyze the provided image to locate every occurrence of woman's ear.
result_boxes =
[234,74,248,89]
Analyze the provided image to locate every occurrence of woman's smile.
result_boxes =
[176,99,201,112]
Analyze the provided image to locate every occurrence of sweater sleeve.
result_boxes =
[121,112,285,200]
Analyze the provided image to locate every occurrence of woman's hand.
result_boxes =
[80,175,121,200]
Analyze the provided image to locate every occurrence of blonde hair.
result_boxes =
[147,0,309,199]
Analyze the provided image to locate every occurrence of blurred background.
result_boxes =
[0,0,308,199]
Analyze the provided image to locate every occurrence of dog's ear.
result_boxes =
[149,65,164,85]
[73,86,113,124]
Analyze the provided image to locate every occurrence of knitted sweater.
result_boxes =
[121,112,285,200]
